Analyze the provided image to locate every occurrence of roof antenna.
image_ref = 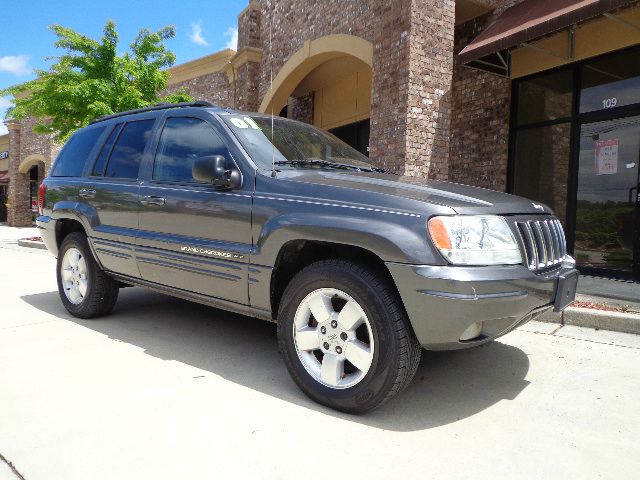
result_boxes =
[270,3,276,178]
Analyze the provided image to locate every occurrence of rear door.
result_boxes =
[81,117,157,278]
[136,111,253,305]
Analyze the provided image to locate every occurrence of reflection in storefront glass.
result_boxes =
[580,49,640,114]
[513,123,571,225]
[575,117,639,273]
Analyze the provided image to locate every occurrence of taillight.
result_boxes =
[38,183,47,216]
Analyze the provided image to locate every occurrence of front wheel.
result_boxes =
[277,260,421,413]
[56,232,119,318]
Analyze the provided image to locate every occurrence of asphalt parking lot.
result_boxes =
[1,243,640,480]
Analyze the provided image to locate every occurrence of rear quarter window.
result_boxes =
[50,126,106,177]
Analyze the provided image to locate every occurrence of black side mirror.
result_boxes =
[192,155,241,190]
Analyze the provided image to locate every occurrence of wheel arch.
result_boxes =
[55,217,87,249]
[269,239,403,321]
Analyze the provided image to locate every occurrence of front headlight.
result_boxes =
[428,215,523,265]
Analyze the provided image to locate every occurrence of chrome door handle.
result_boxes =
[79,188,96,199]
[140,195,166,206]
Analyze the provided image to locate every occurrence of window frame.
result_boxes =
[87,122,124,178]
[150,115,234,186]
[508,43,640,257]
[141,111,244,189]
[99,117,157,181]
[50,124,108,178]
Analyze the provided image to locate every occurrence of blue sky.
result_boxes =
[0,0,248,134]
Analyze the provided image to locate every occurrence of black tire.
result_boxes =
[277,259,421,414]
[56,232,119,319]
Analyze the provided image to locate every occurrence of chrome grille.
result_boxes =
[516,218,566,271]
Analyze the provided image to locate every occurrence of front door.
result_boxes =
[574,115,640,278]
[136,113,253,305]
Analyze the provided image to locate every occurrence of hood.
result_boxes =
[277,170,553,215]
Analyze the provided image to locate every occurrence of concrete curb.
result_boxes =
[17,239,47,250]
[539,306,640,335]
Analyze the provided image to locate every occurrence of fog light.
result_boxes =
[460,321,483,341]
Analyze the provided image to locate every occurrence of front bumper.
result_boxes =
[386,261,578,350]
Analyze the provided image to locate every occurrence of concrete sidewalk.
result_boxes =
[1,245,640,480]
[0,223,39,242]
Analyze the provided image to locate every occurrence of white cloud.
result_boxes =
[224,27,238,51]
[0,55,31,76]
[189,21,210,47]
[0,97,12,135]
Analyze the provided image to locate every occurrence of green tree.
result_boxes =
[1,21,192,141]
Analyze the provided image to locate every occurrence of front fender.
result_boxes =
[254,212,445,266]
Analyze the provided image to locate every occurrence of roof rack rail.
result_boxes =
[90,100,216,124]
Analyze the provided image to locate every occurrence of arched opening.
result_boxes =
[260,34,373,156]
[18,154,46,219]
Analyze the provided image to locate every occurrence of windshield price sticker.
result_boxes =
[229,117,261,130]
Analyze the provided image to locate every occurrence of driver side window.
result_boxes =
[153,117,230,183]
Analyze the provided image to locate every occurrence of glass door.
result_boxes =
[575,116,640,278]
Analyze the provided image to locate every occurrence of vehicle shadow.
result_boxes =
[21,288,531,432]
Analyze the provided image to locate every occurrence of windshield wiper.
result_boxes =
[273,159,398,175]
[274,159,364,171]
[369,166,398,175]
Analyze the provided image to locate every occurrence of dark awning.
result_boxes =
[0,171,9,183]
[458,0,637,71]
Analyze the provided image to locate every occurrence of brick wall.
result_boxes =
[288,93,313,124]
[6,125,26,226]
[7,117,60,226]
[163,71,234,108]
[403,0,455,180]
[238,2,262,50]
[257,0,456,178]
[450,17,511,191]
[257,0,375,103]
[234,61,262,111]
[368,0,411,173]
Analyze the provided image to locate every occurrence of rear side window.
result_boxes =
[153,117,230,183]
[91,123,123,176]
[104,119,155,179]
[50,126,106,177]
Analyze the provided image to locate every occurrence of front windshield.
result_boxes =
[221,113,375,171]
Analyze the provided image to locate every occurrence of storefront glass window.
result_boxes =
[580,49,640,113]
[513,123,571,224]
[516,69,573,125]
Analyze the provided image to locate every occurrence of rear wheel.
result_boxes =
[56,232,119,318]
[277,260,421,413]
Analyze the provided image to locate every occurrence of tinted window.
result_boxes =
[153,117,230,182]
[51,126,106,177]
[104,119,155,179]
[580,49,640,113]
[513,122,571,224]
[92,123,123,176]
[516,69,573,125]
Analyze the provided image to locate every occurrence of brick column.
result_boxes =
[370,0,455,179]
[227,0,263,112]
[6,121,31,227]
[288,93,314,124]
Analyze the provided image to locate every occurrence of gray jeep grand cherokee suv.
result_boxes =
[37,101,578,413]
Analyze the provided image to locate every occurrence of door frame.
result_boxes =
[571,108,640,279]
